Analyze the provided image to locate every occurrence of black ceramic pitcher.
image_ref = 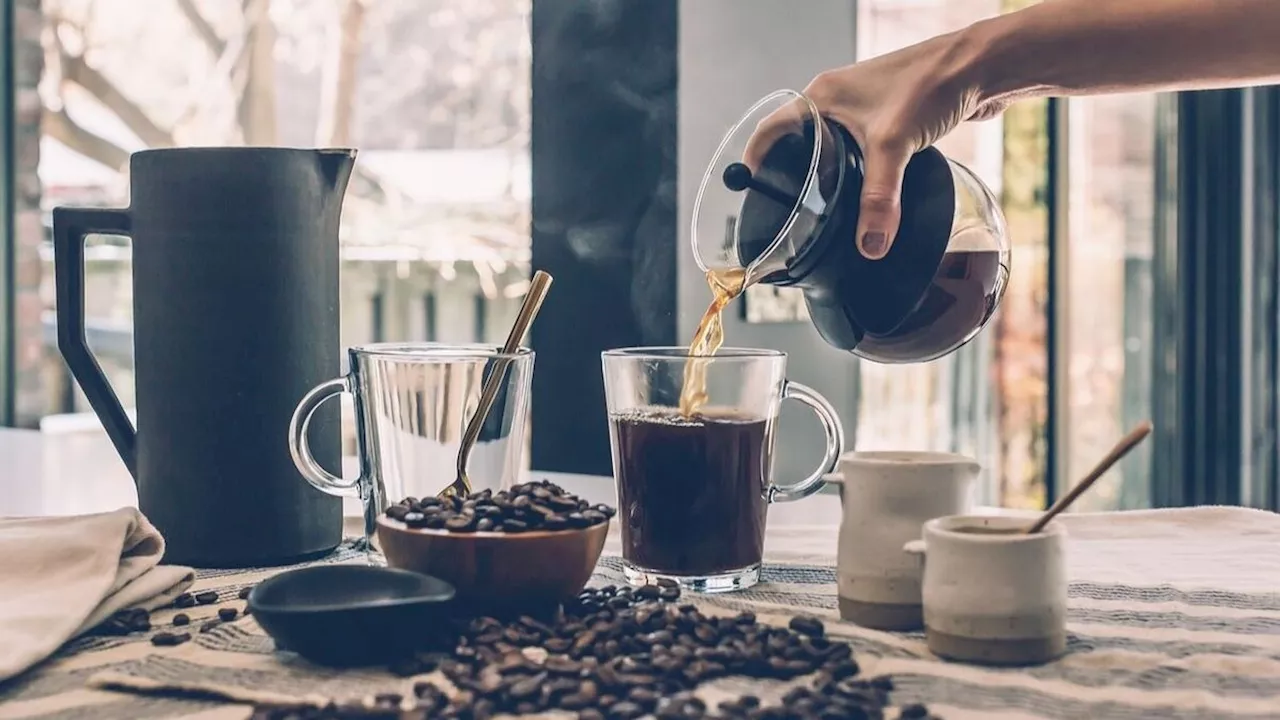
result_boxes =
[53,147,355,568]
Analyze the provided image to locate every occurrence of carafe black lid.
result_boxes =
[728,120,957,336]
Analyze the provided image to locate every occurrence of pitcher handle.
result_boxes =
[53,207,138,478]
[288,377,362,498]
[768,380,845,503]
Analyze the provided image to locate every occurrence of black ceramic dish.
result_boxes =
[247,564,456,667]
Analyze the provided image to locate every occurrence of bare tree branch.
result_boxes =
[42,106,130,171]
[171,15,255,129]
[315,0,367,147]
[236,0,276,144]
[174,0,226,56]
[59,50,175,148]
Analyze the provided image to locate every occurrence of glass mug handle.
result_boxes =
[768,380,845,503]
[288,376,362,498]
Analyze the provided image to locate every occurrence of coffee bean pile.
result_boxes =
[250,583,940,720]
[385,480,616,534]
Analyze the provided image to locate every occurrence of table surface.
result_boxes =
[5,428,1280,719]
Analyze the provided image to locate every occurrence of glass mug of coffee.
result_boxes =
[601,347,844,592]
[289,343,534,550]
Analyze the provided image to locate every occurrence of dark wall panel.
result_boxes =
[529,0,679,475]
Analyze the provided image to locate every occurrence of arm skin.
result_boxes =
[775,0,1280,260]
[966,0,1280,105]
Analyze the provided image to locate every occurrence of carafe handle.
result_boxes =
[768,380,845,503]
[52,207,137,478]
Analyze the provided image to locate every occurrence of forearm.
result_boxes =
[962,0,1280,103]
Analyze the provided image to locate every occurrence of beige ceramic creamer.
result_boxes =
[826,451,979,630]
[905,514,1068,666]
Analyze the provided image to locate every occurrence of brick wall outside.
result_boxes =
[13,0,46,427]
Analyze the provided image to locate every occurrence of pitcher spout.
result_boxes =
[318,148,357,197]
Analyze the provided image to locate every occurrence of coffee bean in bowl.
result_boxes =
[376,480,613,614]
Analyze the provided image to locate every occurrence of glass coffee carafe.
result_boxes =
[692,89,1011,364]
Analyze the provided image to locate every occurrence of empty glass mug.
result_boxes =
[289,343,534,548]
[602,347,844,592]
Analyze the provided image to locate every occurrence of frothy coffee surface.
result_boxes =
[953,526,1022,535]
[610,408,769,576]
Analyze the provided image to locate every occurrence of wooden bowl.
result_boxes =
[376,516,609,614]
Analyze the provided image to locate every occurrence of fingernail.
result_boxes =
[860,232,887,259]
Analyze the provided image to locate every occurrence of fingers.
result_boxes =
[742,98,809,171]
[855,140,913,260]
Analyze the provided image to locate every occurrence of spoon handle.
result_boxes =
[454,271,554,490]
[1026,420,1153,534]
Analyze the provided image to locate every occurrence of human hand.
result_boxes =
[745,30,1003,260]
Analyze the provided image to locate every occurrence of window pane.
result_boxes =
[1064,95,1156,510]
[855,0,1050,509]
[18,0,532,459]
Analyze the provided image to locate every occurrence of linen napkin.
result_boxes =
[0,507,194,682]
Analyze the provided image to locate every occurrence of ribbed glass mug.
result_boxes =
[288,343,534,549]
[602,347,844,592]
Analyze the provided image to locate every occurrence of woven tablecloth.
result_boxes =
[1,506,1278,720]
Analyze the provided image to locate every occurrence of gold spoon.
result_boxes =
[1025,420,1153,534]
[441,270,554,499]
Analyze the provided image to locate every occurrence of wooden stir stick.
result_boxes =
[1025,420,1154,534]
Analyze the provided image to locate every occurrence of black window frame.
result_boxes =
[1148,86,1280,510]
[473,293,488,343]
[423,292,437,342]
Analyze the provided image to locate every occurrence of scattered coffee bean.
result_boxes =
[218,607,239,622]
[238,586,254,600]
[829,659,861,680]
[150,631,191,647]
[248,703,404,719]
[199,620,221,634]
[93,608,151,636]
[172,613,190,627]
[173,592,196,609]
[789,615,825,638]
[195,591,219,605]
[247,577,911,720]
[385,480,615,534]
[901,703,931,719]
[608,700,644,719]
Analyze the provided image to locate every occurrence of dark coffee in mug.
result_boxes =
[609,409,769,575]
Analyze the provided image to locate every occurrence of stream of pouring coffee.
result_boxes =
[678,267,747,416]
